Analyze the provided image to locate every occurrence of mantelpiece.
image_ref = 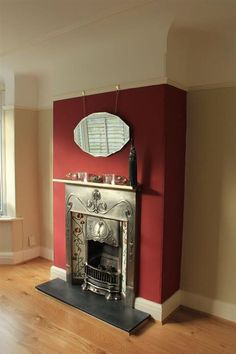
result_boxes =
[53,178,137,191]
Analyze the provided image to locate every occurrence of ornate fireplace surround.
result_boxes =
[64,180,138,307]
[36,179,151,333]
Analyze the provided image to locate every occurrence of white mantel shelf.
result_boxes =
[53,178,139,192]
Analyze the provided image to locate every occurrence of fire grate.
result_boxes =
[82,263,121,300]
[85,263,120,285]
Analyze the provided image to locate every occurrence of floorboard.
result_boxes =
[0,258,236,354]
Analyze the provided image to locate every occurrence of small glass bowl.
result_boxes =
[103,174,115,184]
[66,172,77,180]
[77,172,87,182]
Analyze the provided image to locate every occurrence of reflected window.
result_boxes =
[74,112,130,157]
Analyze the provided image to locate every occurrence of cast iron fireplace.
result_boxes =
[65,182,137,306]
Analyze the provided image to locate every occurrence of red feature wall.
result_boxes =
[162,85,186,301]
[53,84,186,303]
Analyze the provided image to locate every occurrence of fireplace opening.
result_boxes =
[82,217,123,300]
[87,241,120,273]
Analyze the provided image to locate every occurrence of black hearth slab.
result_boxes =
[36,278,150,333]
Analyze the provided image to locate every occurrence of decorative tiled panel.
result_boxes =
[122,221,128,296]
[71,212,86,280]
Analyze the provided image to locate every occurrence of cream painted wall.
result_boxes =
[186,32,236,88]
[0,219,25,253]
[0,222,13,251]
[15,108,40,251]
[182,87,236,305]
[38,109,53,251]
[15,75,38,109]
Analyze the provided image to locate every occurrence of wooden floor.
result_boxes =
[0,259,236,354]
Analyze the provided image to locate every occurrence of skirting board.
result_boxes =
[0,247,54,264]
[137,291,236,323]
[181,290,236,323]
[50,265,67,281]
[0,247,40,264]
[135,290,182,322]
[0,252,18,264]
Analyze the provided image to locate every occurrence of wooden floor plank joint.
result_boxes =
[0,258,236,354]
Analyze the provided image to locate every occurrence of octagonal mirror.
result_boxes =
[74,112,130,157]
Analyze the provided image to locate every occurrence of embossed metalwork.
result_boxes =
[65,182,137,307]
[105,199,133,220]
[87,189,107,213]
[67,190,133,220]
[86,216,119,246]
[67,194,88,214]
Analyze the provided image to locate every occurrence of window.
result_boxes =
[0,91,5,215]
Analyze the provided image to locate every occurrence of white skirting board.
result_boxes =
[135,291,236,323]
[0,252,18,264]
[0,247,54,264]
[49,265,236,323]
[0,247,40,264]
[50,265,67,281]
[181,290,236,323]
[135,290,182,322]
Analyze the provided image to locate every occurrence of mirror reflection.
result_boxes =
[74,112,130,157]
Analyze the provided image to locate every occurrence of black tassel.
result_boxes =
[129,138,137,187]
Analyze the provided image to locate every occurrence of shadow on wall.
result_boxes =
[141,148,161,196]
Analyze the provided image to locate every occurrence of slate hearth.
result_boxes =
[36,278,150,333]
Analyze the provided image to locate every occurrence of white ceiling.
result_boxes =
[0,0,151,56]
[1,0,236,57]
[1,0,236,106]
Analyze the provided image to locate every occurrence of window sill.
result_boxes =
[0,216,23,222]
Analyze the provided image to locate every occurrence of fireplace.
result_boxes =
[65,182,138,306]
[36,179,150,333]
